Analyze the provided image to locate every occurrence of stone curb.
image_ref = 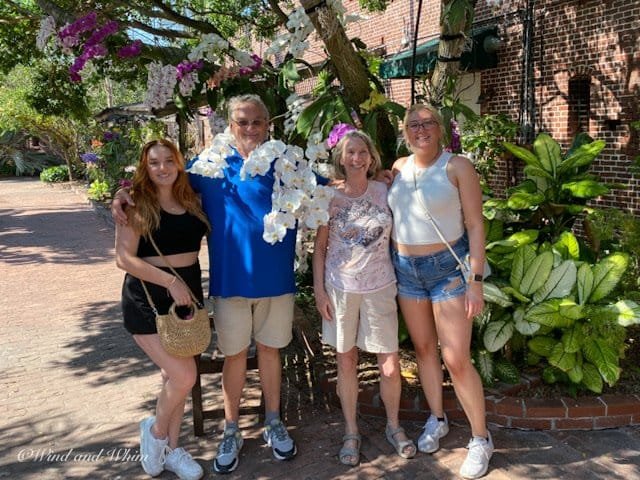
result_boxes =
[319,373,640,431]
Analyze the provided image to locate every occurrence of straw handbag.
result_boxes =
[140,236,210,357]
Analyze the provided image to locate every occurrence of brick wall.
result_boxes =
[255,0,639,213]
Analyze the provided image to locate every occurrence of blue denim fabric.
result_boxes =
[391,235,468,302]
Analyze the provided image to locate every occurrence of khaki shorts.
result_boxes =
[212,294,294,356]
[322,283,398,354]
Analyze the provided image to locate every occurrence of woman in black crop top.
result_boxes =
[115,139,209,479]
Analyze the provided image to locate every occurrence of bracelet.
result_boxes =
[167,276,177,289]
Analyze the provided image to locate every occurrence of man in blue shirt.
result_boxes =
[113,94,299,474]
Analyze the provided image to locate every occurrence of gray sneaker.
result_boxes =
[213,429,243,474]
[139,416,168,476]
[262,419,297,461]
[460,432,494,479]
[417,414,449,453]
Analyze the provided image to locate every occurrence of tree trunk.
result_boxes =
[299,0,370,107]
[429,0,477,106]
[299,0,398,163]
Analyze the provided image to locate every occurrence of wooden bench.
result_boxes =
[191,329,262,437]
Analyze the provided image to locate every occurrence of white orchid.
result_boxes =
[188,33,229,62]
[263,211,290,244]
[36,16,57,51]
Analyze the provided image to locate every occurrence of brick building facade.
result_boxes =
[258,0,640,213]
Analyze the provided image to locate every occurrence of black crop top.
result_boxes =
[137,210,208,257]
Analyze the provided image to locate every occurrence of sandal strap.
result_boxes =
[342,433,361,443]
[386,425,406,438]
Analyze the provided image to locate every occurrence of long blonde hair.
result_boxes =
[129,139,210,237]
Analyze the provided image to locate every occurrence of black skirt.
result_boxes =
[121,262,204,335]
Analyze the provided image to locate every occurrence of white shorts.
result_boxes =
[322,283,398,354]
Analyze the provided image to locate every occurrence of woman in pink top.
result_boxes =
[313,129,416,466]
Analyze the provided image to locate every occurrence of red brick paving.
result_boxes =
[1,177,640,479]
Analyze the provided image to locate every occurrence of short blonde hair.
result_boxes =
[331,130,382,180]
[402,103,446,148]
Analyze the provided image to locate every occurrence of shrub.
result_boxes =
[40,165,69,183]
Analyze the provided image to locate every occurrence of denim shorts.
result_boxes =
[391,235,468,303]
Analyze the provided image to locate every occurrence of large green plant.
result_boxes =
[476,132,640,393]
[483,132,618,248]
[477,233,639,393]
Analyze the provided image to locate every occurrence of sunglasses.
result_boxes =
[231,119,267,128]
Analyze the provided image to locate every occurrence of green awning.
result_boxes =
[379,25,500,79]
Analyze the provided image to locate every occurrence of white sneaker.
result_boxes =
[139,416,168,476]
[165,447,203,480]
[417,414,449,453]
[460,432,494,479]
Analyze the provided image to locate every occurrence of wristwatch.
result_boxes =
[470,273,484,282]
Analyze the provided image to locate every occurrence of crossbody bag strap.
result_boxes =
[411,163,466,272]
[139,233,202,309]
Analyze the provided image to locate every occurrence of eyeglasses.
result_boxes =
[231,118,267,128]
[407,120,439,132]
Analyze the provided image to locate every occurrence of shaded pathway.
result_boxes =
[1,177,639,479]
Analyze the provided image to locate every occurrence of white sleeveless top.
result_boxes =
[325,180,396,293]
[387,152,464,245]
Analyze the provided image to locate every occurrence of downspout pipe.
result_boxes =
[519,0,536,144]
[410,0,424,105]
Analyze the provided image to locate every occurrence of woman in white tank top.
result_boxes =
[387,104,494,479]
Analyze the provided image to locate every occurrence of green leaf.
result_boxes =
[494,359,521,384]
[567,362,584,384]
[526,352,541,366]
[503,142,542,168]
[558,139,605,173]
[562,325,582,353]
[553,232,580,260]
[533,133,561,176]
[483,320,514,352]
[510,245,537,290]
[482,282,513,307]
[532,260,577,303]
[525,299,575,328]
[296,95,334,137]
[558,299,585,320]
[542,365,562,384]
[607,300,640,327]
[589,252,629,303]
[581,362,603,393]
[507,192,545,210]
[549,342,577,372]
[280,59,301,83]
[520,251,554,296]
[582,338,621,386]
[577,263,594,305]
[514,308,540,335]
[474,350,494,386]
[523,165,554,180]
[561,180,610,199]
[527,336,557,357]
[502,286,532,303]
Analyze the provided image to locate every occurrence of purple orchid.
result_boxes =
[327,123,357,148]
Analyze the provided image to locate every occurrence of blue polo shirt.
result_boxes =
[188,149,297,298]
